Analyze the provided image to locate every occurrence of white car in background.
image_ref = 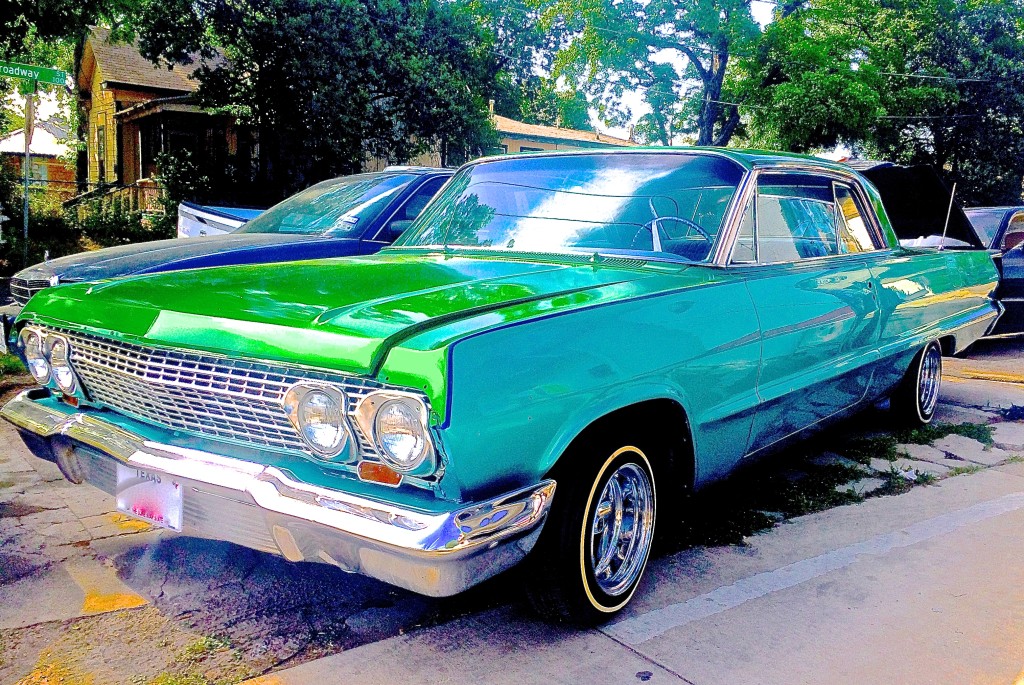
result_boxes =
[176,202,266,238]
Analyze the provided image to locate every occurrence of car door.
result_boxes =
[730,170,884,454]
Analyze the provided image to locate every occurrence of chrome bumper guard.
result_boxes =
[2,390,556,597]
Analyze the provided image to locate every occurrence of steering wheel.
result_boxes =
[632,216,712,252]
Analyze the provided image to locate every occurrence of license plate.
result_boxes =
[115,464,183,531]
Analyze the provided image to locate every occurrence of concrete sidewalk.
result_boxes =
[249,461,1024,685]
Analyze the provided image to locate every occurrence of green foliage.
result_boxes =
[739,0,1024,205]
[150,149,208,238]
[472,0,592,130]
[0,160,82,275]
[894,422,994,447]
[75,198,156,247]
[541,0,761,146]
[133,0,498,201]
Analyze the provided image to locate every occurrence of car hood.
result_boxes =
[13,233,337,282]
[20,251,665,376]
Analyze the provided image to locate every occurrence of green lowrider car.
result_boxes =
[1,149,1000,622]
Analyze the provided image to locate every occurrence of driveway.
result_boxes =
[2,337,1023,684]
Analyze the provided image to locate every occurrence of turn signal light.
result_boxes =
[357,461,402,487]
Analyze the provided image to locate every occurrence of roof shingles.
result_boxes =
[84,27,222,93]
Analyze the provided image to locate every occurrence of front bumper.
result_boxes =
[1,390,556,597]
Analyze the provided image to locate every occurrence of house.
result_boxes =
[0,118,76,201]
[76,27,248,209]
[77,26,634,209]
[491,114,636,154]
[366,113,636,171]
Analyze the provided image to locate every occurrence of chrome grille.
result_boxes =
[55,327,385,456]
[10,278,49,305]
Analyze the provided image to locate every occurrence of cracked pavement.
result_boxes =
[1,337,1024,684]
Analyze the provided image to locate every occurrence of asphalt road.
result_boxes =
[2,336,1023,684]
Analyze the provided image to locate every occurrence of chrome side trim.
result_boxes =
[1,391,556,596]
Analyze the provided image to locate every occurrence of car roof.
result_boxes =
[380,165,454,175]
[464,146,859,174]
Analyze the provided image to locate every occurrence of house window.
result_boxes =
[520,146,543,152]
[96,125,107,183]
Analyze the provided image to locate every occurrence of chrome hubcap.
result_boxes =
[919,345,942,417]
[590,461,655,597]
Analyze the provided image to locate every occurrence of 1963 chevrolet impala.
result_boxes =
[0,150,1000,622]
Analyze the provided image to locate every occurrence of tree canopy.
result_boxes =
[130,0,498,200]
[736,0,1024,204]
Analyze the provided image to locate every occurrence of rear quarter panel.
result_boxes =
[869,247,999,395]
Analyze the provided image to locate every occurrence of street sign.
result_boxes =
[0,61,67,86]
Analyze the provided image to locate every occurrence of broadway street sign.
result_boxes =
[0,61,67,86]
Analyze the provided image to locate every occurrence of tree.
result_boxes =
[542,0,761,145]
[132,0,499,201]
[738,0,1024,205]
[472,0,593,129]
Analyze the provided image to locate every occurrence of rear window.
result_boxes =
[237,173,418,236]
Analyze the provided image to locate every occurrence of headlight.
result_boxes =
[283,383,351,458]
[46,336,77,394]
[373,397,432,473]
[19,328,49,384]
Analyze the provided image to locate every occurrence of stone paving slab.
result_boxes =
[835,477,887,495]
[932,434,1010,466]
[809,452,863,470]
[891,458,949,477]
[898,444,969,470]
[931,404,1000,426]
[991,422,1024,451]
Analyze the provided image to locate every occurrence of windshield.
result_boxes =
[394,153,744,262]
[964,208,1006,248]
[236,173,418,236]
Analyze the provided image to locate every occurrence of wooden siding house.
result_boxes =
[0,119,77,202]
[76,27,249,210]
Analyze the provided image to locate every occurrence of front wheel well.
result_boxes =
[549,399,695,498]
[937,335,957,356]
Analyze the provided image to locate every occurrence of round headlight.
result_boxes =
[374,399,430,472]
[19,328,49,384]
[47,336,76,394]
[295,389,349,456]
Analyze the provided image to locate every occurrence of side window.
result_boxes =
[731,173,880,265]
[378,176,447,243]
[833,183,877,254]
[756,174,838,263]
[1003,213,1024,252]
[731,195,756,263]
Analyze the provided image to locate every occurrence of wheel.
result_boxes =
[891,340,942,425]
[526,440,657,624]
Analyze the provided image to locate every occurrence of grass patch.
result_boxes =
[149,674,212,685]
[178,636,230,664]
[658,459,868,552]
[841,434,904,464]
[947,464,985,477]
[894,422,994,447]
[0,352,23,377]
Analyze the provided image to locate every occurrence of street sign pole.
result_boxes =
[0,61,66,268]
[22,81,35,268]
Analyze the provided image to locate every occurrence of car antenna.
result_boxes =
[939,182,957,251]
